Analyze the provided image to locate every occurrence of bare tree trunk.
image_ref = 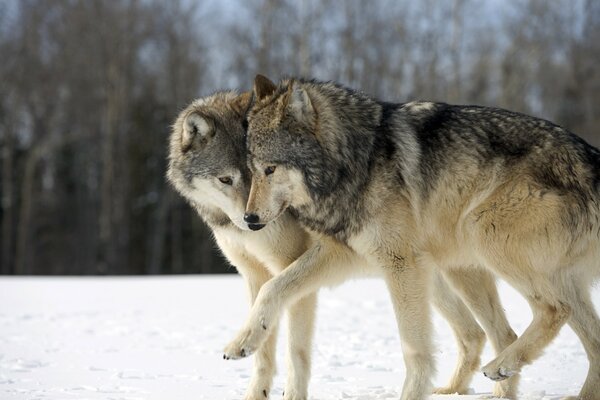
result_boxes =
[14,119,76,274]
[1,134,15,274]
[257,0,276,75]
[15,138,45,274]
[449,0,465,102]
[97,60,122,274]
[298,0,312,77]
[147,190,171,274]
[342,2,357,86]
[170,203,183,274]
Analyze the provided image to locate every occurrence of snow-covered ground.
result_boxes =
[0,275,596,400]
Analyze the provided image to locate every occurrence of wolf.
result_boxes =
[168,91,519,399]
[226,75,600,400]
[168,91,318,399]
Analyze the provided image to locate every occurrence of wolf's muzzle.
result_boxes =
[248,223,266,231]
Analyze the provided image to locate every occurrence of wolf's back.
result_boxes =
[397,102,600,199]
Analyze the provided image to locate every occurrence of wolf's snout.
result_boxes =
[244,212,265,231]
[244,213,260,224]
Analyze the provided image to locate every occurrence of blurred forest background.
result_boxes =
[0,0,599,275]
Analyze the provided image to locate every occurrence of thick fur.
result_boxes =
[168,91,321,400]
[167,91,519,399]
[237,76,600,400]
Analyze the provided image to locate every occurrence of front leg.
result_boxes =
[284,292,317,400]
[234,261,278,399]
[223,280,279,360]
[216,231,280,399]
[381,256,434,400]
[224,238,350,361]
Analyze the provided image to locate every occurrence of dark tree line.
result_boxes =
[1,0,599,274]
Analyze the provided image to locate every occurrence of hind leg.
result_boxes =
[431,270,486,395]
[481,290,570,382]
[284,293,317,400]
[442,268,519,399]
[563,282,600,400]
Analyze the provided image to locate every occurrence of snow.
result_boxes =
[0,276,596,400]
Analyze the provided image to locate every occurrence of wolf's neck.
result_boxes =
[191,201,232,229]
[303,81,382,136]
[290,83,395,240]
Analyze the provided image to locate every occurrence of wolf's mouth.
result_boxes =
[247,223,266,231]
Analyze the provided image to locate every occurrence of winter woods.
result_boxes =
[1,0,599,274]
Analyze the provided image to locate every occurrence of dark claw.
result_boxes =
[263,389,267,397]
[483,370,506,381]
[240,348,246,357]
[223,354,229,360]
[262,323,267,330]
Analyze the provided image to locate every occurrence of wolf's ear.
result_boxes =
[254,74,277,100]
[230,91,252,117]
[288,82,314,121]
[182,112,211,151]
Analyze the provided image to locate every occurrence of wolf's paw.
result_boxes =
[491,377,518,399]
[245,377,272,399]
[481,359,518,382]
[244,388,270,399]
[282,389,307,400]
[223,318,269,360]
[433,386,469,395]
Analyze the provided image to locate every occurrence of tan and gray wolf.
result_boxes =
[229,75,600,400]
[168,91,519,399]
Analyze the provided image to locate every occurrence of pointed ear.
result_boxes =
[230,91,252,117]
[181,112,211,151]
[288,82,314,121]
[253,74,277,100]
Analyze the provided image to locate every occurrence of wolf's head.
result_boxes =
[167,91,258,230]
[244,75,321,228]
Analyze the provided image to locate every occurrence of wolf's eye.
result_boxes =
[218,176,233,185]
[264,166,276,176]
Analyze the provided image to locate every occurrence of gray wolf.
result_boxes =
[229,75,600,400]
[168,91,317,399]
[168,92,518,399]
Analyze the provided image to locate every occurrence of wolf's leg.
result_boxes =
[248,324,279,400]
[237,263,279,400]
[562,281,600,400]
[223,238,352,361]
[383,262,434,400]
[442,268,519,399]
[430,270,485,395]
[481,289,570,382]
[284,293,317,400]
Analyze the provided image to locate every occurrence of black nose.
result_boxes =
[244,213,260,224]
